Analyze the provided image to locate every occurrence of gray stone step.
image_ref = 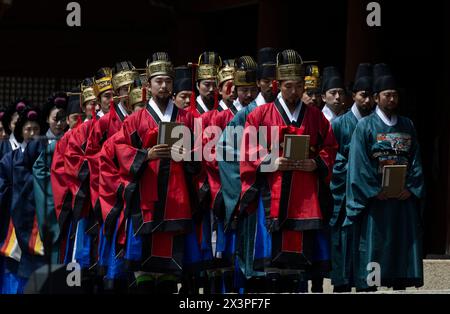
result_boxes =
[317,259,450,293]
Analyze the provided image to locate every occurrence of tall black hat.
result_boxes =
[373,63,396,94]
[321,66,344,93]
[174,66,193,95]
[257,47,277,80]
[352,63,373,93]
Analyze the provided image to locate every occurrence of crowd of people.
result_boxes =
[0,48,425,294]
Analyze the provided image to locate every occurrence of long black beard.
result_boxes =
[202,95,214,110]
[263,91,276,103]
[224,98,234,108]
[284,97,300,108]
[154,95,170,109]
[377,103,398,117]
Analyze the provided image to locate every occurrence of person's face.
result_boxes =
[100,90,113,113]
[10,112,19,131]
[302,90,323,109]
[174,91,192,109]
[219,81,236,106]
[257,78,276,102]
[197,80,217,105]
[22,121,40,142]
[0,121,8,140]
[280,80,304,105]
[353,90,375,116]
[133,102,146,113]
[375,89,399,114]
[150,76,173,102]
[83,100,96,118]
[67,113,80,129]
[48,108,67,136]
[322,88,345,114]
[313,92,324,109]
[302,90,315,106]
[118,86,129,97]
[236,85,258,106]
[118,85,130,111]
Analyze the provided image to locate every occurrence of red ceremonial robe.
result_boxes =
[187,101,216,213]
[240,98,338,268]
[64,120,94,224]
[50,128,76,261]
[205,106,239,216]
[85,103,127,224]
[114,101,195,272]
[98,132,129,246]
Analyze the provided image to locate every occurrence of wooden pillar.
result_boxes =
[444,1,450,255]
[257,0,282,49]
[344,0,380,84]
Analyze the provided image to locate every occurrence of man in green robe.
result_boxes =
[329,63,375,292]
[344,64,425,290]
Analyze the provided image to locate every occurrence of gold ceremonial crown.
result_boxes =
[94,67,113,96]
[304,65,320,90]
[234,56,257,87]
[218,64,235,85]
[112,70,139,91]
[128,86,145,108]
[80,78,97,104]
[197,64,220,81]
[146,60,175,79]
[82,87,96,104]
[276,50,305,81]
[196,52,222,81]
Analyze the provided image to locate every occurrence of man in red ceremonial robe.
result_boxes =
[114,52,196,293]
[96,81,147,291]
[63,69,114,283]
[239,49,338,292]
[85,61,139,224]
[51,79,96,264]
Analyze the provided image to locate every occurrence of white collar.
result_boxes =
[376,105,397,126]
[20,141,27,153]
[255,92,267,107]
[233,99,243,112]
[117,102,129,117]
[277,93,302,123]
[9,133,20,150]
[45,129,58,144]
[97,110,105,118]
[219,99,228,111]
[149,97,174,122]
[322,105,337,122]
[351,103,363,121]
[46,128,58,139]
[196,95,210,113]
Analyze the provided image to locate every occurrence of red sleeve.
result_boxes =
[85,117,109,210]
[85,116,108,158]
[113,113,148,179]
[98,133,124,236]
[50,131,71,223]
[315,110,338,184]
[239,108,265,214]
[64,121,91,182]
[63,121,92,219]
